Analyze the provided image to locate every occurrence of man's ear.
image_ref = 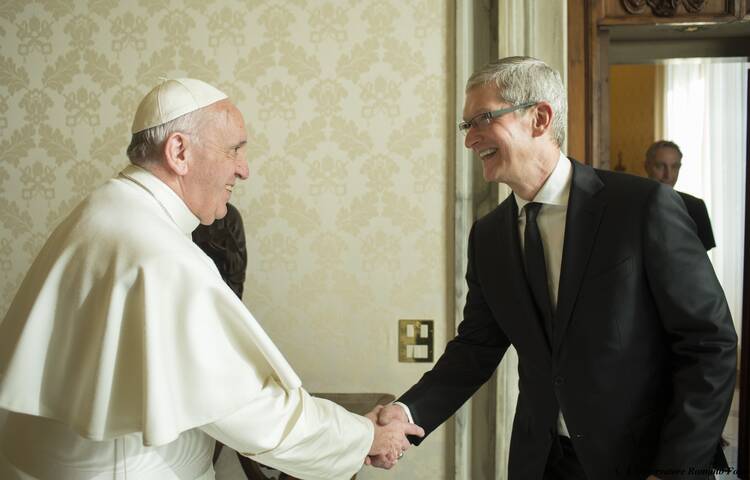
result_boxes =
[163,132,190,176]
[531,101,553,139]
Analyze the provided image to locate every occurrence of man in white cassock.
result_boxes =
[0,78,423,480]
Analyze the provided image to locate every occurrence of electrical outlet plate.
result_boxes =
[398,319,433,363]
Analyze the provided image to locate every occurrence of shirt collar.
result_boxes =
[515,152,572,214]
[119,164,200,236]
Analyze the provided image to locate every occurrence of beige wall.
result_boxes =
[0,1,453,478]
[609,64,657,176]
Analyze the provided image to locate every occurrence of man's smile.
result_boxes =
[479,148,498,159]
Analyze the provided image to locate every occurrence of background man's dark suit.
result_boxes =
[676,191,716,251]
[399,159,736,479]
[193,203,247,298]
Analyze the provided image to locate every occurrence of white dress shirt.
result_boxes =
[515,152,572,437]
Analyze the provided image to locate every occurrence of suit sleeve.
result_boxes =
[398,224,511,443]
[677,193,716,251]
[692,197,716,251]
[643,185,737,471]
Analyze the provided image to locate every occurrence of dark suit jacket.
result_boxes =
[399,159,737,479]
[192,203,247,299]
[677,191,716,251]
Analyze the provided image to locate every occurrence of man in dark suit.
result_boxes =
[643,140,727,470]
[371,57,737,479]
[644,140,716,251]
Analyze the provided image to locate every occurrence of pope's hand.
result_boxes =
[364,405,424,469]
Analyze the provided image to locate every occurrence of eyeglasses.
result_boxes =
[458,101,537,136]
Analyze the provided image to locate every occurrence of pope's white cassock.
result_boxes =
[0,164,373,479]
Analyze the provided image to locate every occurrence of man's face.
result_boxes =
[182,100,249,225]
[462,84,533,185]
[645,147,681,187]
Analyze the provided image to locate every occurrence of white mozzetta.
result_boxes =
[0,164,372,479]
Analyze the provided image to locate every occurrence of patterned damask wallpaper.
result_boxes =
[0,0,452,478]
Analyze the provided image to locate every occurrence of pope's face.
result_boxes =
[183,101,249,225]
[645,147,681,187]
[462,84,534,185]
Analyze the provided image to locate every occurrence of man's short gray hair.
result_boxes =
[466,56,567,147]
[126,110,203,165]
[645,140,682,164]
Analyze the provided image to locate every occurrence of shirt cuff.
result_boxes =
[392,401,414,424]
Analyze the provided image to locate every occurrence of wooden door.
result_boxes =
[568,1,750,476]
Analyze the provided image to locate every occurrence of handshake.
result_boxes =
[364,404,425,469]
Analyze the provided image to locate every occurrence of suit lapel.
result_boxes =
[490,196,554,353]
[553,160,605,354]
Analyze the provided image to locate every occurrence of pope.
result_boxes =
[0,78,423,480]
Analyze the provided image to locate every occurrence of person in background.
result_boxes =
[644,139,729,471]
[193,202,247,299]
[644,140,716,251]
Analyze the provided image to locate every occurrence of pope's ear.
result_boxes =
[163,132,190,176]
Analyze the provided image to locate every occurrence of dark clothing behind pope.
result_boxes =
[192,203,247,299]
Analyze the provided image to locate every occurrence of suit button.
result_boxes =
[554,376,564,386]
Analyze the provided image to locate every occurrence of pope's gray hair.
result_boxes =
[466,56,567,147]
[126,110,203,166]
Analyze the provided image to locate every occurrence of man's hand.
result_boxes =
[376,403,409,426]
[363,405,424,469]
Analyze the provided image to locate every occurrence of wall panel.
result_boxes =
[0,2,453,478]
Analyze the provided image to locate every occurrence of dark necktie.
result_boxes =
[524,203,553,333]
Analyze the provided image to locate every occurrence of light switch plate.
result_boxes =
[399,319,433,363]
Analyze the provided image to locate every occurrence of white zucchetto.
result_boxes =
[131,78,228,134]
